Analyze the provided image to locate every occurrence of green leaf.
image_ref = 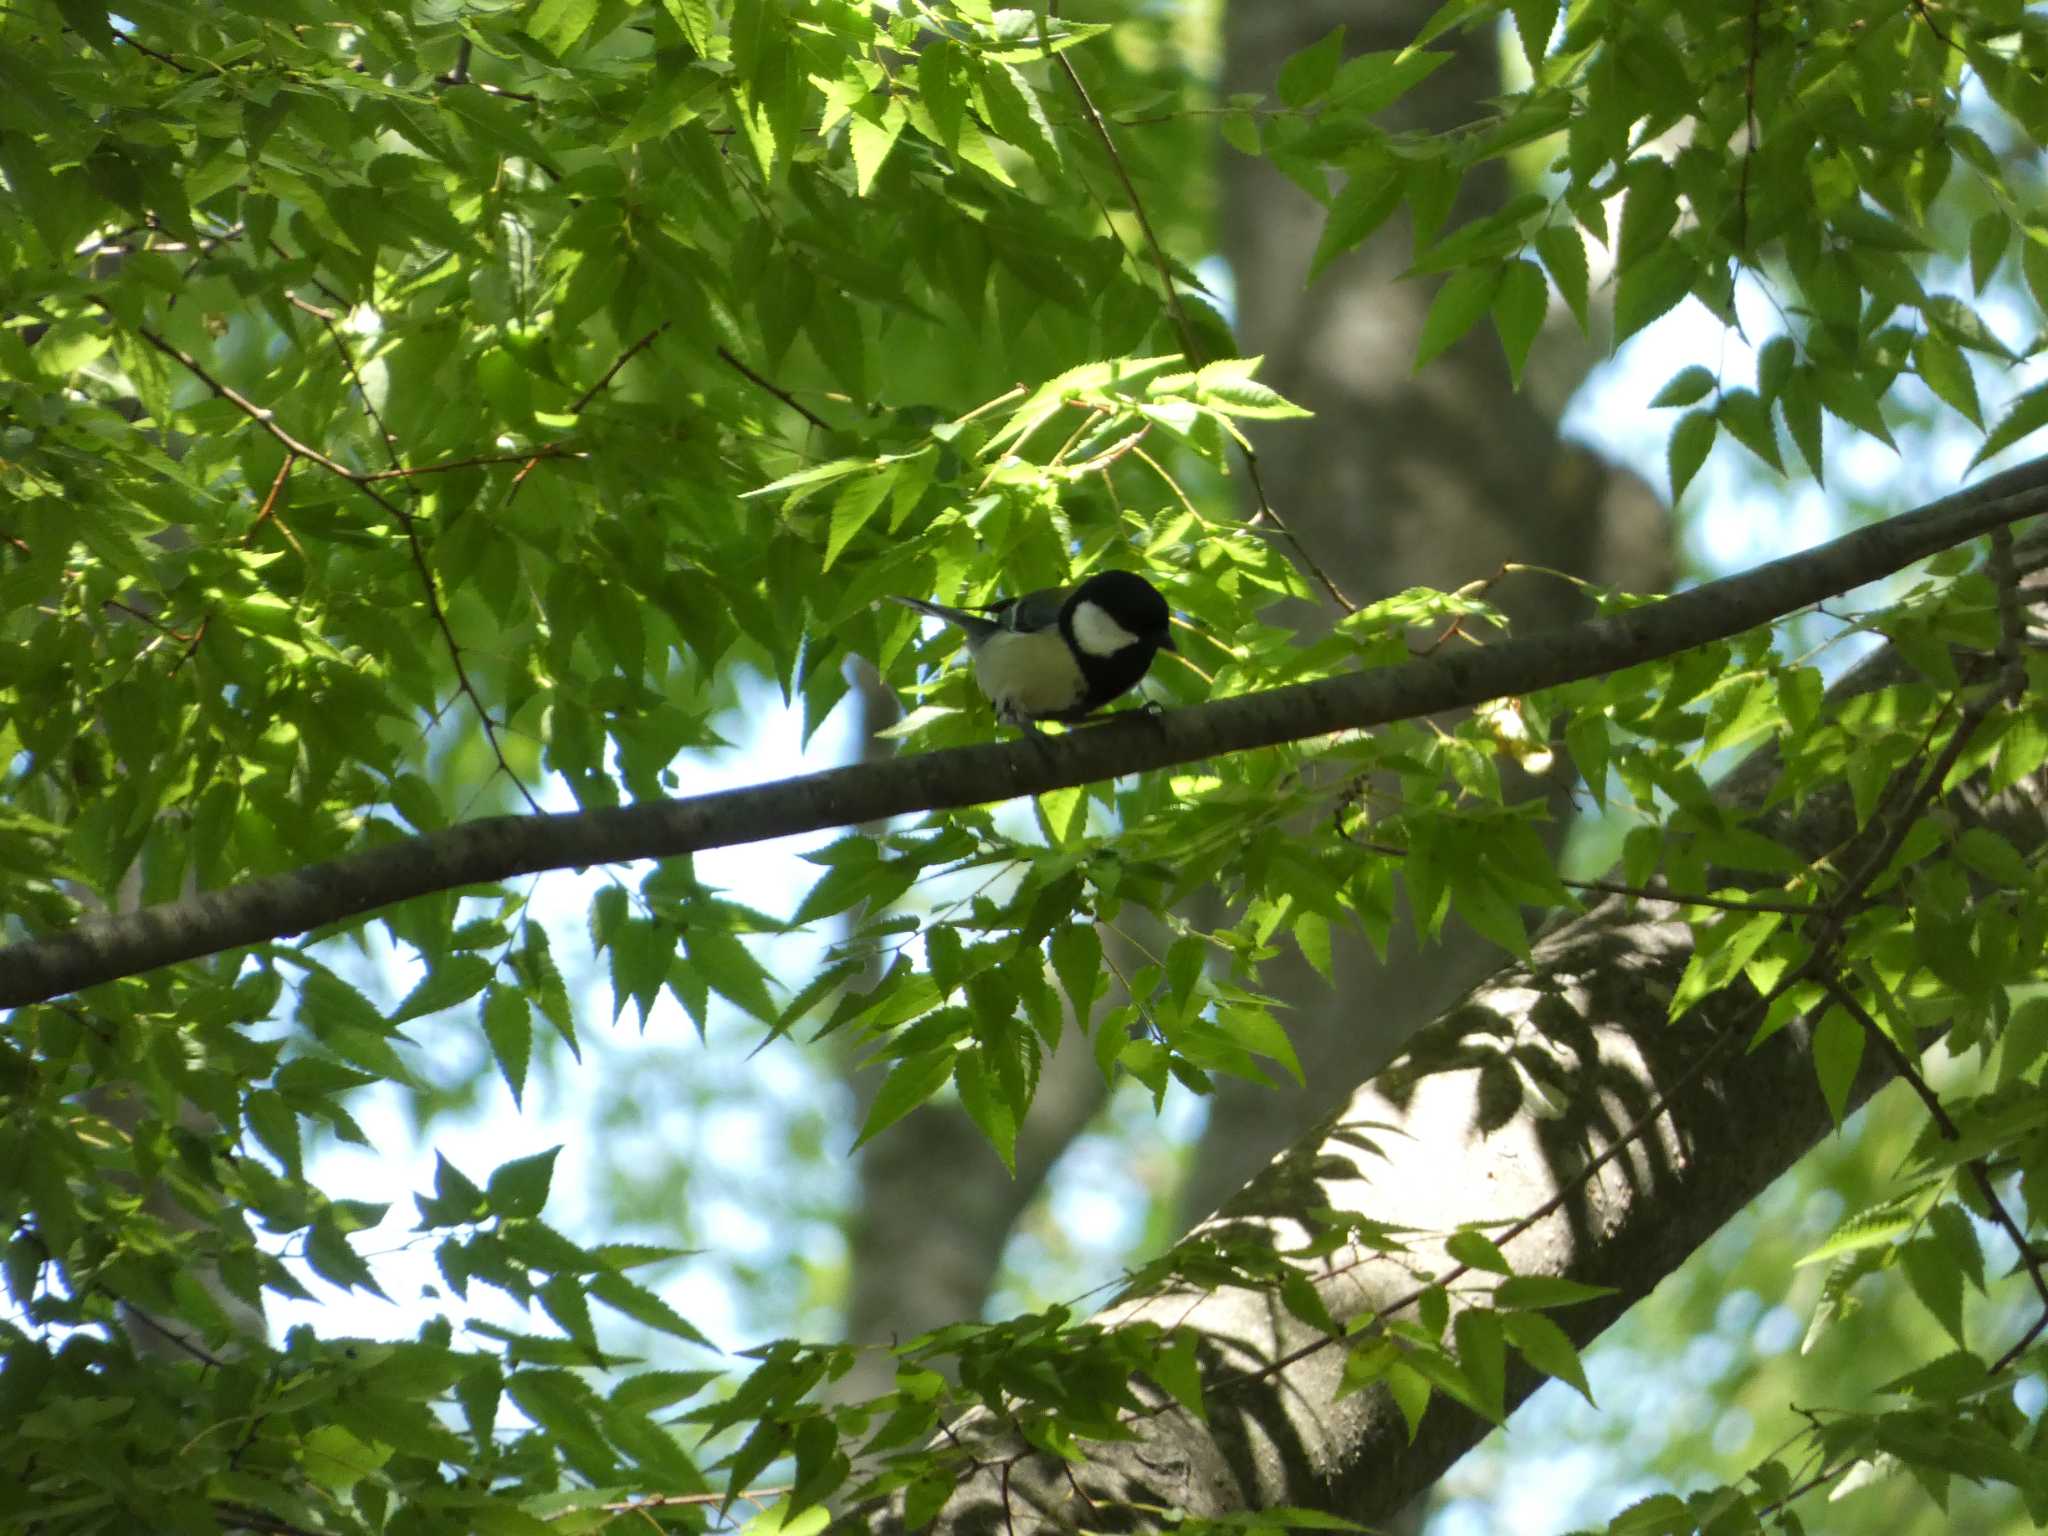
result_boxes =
[2023,230,2048,316]
[1490,258,1547,387]
[853,1049,956,1148]
[482,986,533,1108]
[1415,263,1503,370]
[390,955,494,1024]
[684,927,779,1024]
[487,1148,561,1219]
[1898,1237,1966,1346]
[1613,241,1696,343]
[1616,157,1676,268]
[848,100,907,195]
[1452,1308,1506,1421]
[1034,784,1089,846]
[1534,223,1588,330]
[1503,1310,1595,1404]
[661,0,716,52]
[1509,0,1559,71]
[1050,922,1102,1030]
[1384,1359,1432,1441]
[530,0,600,54]
[243,1089,303,1180]
[1278,27,1346,108]
[1813,363,1897,449]
[1446,1229,1512,1276]
[1781,367,1825,481]
[589,1270,715,1346]
[823,470,896,570]
[1310,153,1405,282]
[1666,408,1716,502]
[1969,380,2048,469]
[952,1047,1018,1172]
[1493,1275,1617,1310]
[1326,49,1452,114]
[1716,388,1782,473]
[1650,365,1716,408]
[1968,212,2010,292]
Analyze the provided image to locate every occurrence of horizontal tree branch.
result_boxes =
[4,459,2047,1007]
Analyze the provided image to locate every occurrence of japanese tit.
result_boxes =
[888,569,1176,728]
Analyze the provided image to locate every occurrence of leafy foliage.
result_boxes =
[1,0,2047,1533]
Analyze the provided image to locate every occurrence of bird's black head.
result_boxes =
[1065,570,1175,657]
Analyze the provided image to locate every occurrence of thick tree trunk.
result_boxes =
[1182,0,1671,1231]
[869,543,2048,1532]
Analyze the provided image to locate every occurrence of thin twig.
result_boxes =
[594,1485,791,1513]
[1043,7,1354,614]
[362,448,575,481]
[717,343,834,431]
[243,452,306,561]
[1242,450,1357,612]
[1332,828,1822,915]
[1816,975,2048,1372]
[103,598,196,644]
[576,324,672,412]
[125,1305,225,1366]
[111,31,192,72]
[131,322,544,813]
[504,324,674,509]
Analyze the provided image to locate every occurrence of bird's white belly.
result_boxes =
[972,628,1085,720]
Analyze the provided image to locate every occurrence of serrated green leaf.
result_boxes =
[1446,1229,1512,1276]
[1650,365,1716,408]
[1050,922,1101,1028]
[1509,0,1558,71]
[1384,1359,1431,1441]
[389,955,493,1024]
[487,1148,560,1219]
[1415,263,1503,370]
[1826,1011,1875,1130]
[823,470,896,570]
[684,927,778,1024]
[1969,380,2048,469]
[1490,258,1547,387]
[1717,388,1782,473]
[482,986,532,1108]
[589,1270,714,1346]
[1310,156,1405,282]
[1613,241,1696,343]
[848,100,906,195]
[1503,1310,1595,1404]
[1493,1275,1617,1309]
[1535,223,1588,330]
[854,1048,956,1148]
[530,0,599,54]
[1278,26,1346,109]
[1968,212,2010,293]
[1667,408,1715,501]
[952,1046,1017,1172]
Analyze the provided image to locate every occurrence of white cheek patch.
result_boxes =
[1069,599,1141,658]
[972,627,1085,719]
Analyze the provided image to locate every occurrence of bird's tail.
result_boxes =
[883,594,994,636]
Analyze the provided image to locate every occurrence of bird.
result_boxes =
[887,569,1177,728]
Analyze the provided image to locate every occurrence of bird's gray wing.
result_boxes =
[995,585,1074,634]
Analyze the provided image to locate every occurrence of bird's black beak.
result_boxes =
[1159,630,1178,653]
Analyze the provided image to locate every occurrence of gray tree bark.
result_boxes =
[865,537,2048,1533]
[1183,0,1671,1230]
